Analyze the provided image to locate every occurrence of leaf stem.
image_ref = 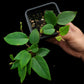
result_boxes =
[25,43,30,48]
[20,21,23,32]
[57,31,60,34]
[56,31,65,41]
[59,34,65,41]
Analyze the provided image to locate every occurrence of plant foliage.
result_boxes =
[42,24,55,35]
[59,25,70,36]
[4,9,77,83]
[4,32,29,45]
[44,10,57,26]
[41,10,77,41]
[4,28,50,83]
[57,11,77,25]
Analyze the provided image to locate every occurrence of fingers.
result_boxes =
[57,40,81,58]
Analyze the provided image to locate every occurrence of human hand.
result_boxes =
[48,23,84,61]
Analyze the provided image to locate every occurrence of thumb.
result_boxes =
[62,23,77,41]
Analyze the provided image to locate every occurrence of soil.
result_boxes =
[28,11,46,36]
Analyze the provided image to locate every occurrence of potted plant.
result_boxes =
[4,2,77,83]
[25,2,60,39]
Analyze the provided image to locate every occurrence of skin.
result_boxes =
[48,23,84,61]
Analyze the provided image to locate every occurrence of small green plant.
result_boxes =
[4,10,77,83]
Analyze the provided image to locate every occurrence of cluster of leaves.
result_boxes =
[4,24,51,83]
[4,10,77,83]
[40,10,77,41]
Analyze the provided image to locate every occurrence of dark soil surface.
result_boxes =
[29,12,46,32]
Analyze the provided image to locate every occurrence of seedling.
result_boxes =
[4,10,77,83]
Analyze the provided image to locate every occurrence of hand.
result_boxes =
[48,23,84,61]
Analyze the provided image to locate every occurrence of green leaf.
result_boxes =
[28,44,39,53]
[20,53,31,69]
[55,36,62,41]
[11,60,19,69]
[42,24,55,35]
[29,29,40,44]
[14,50,31,68]
[27,59,32,75]
[9,54,14,61]
[57,11,77,25]
[59,25,70,36]
[36,48,50,57]
[4,32,29,46]
[31,44,39,53]
[44,10,57,26]
[18,65,27,83]
[32,56,51,80]
[14,50,29,60]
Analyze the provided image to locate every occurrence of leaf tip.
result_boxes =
[48,75,52,81]
[3,36,6,41]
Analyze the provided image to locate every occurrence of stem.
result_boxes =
[25,43,30,47]
[20,21,23,32]
[56,31,65,41]
[59,34,65,41]
[61,38,65,41]
[57,31,60,34]
[30,52,36,57]
[19,22,30,48]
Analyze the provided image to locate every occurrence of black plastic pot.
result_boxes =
[25,2,60,40]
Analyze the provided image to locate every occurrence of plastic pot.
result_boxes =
[25,2,60,40]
